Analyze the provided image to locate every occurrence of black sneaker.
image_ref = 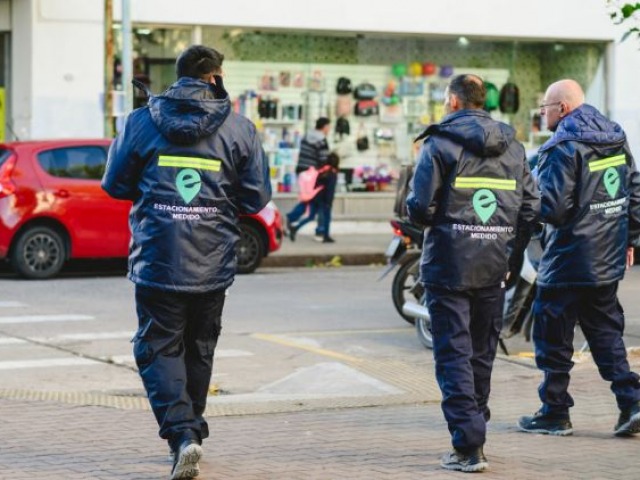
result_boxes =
[518,411,573,436]
[614,402,640,437]
[441,447,488,473]
[322,236,336,243]
[170,440,202,480]
[289,226,297,242]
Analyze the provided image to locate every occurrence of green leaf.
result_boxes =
[621,4,640,18]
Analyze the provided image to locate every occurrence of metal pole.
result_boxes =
[121,0,133,114]
[104,0,114,137]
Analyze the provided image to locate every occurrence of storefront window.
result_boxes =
[121,25,607,195]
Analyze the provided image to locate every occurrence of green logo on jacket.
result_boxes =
[472,189,497,224]
[603,167,620,199]
[176,168,201,204]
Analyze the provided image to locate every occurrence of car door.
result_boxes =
[34,144,131,258]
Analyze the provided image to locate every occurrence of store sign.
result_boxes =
[0,88,4,142]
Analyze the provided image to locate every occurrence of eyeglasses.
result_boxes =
[539,101,562,110]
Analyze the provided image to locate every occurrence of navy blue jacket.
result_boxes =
[407,109,539,290]
[102,77,271,292]
[536,104,640,287]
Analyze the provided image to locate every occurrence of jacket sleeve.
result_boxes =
[625,143,640,246]
[101,116,144,201]
[406,140,445,226]
[237,129,272,215]
[537,145,577,226]
[508,153,541,282]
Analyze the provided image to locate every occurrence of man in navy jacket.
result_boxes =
[518,79,640,438]
[407,74,539,473]
[102,45,270,480]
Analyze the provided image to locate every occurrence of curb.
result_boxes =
[262,253,386,268]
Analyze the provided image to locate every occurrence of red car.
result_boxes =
[0,139,283,279]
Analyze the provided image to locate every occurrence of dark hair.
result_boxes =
[448,74,486,109]
[327,152,340,169]
[176,45,224,80]
[315,117,331,130]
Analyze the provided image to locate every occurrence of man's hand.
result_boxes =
[627,247,635,269]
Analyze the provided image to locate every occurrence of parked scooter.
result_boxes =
[378,219,424,324]
[403,234,542,352]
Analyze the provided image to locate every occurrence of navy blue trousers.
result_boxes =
[134,285,226,449]
[533,283,640,414]
[426,285,504,450]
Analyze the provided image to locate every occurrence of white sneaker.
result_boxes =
[170,442,202,480]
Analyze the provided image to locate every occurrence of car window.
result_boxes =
[37,146,107,180]
[0,149,10,166]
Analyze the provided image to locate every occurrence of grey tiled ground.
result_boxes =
[1,355,638,479]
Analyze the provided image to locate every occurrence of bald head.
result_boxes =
[545,79,585,111]
[541,79,585,131]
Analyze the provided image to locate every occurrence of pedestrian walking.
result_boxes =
[407,74,539,473]
[290,152,339,241]
[287,117,336,242]
[517,79,640,437]
[102,45,271,480]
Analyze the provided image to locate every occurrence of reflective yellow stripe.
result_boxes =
[158,155,222,172]
[454,177,516,190]
[589,154,626,172]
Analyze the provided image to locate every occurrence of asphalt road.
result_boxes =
[0,265,639,402]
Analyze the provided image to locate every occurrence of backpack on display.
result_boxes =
[354,99,379,117]
[484,82,499,112]
[335,116,351,136]
[499,82,520,114]
[354,82,377,100]
[336,77,353,95]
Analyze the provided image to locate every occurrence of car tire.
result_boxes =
[236,222,265,274]
[11,226,66,279]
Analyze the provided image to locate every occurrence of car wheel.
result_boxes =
[11,226,66,279]
[236,222,265,274]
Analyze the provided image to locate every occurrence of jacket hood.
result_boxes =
[540,104,626,153]
[148,77,231,145]
[417,109,515,157]
[305,129,326,144]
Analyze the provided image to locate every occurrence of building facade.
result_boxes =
[1,0,639,162]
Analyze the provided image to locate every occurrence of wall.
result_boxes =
[10,0,104,140]
[10,0,32,140]
[0,0,10,31]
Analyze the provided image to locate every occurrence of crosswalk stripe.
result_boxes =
[31,331,133,343]
[0,338,26,345]
[0,358,98,370]
[0,315,94,324]
[107,349,253,364]
[0,301,26,307]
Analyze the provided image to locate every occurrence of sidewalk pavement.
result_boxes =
[263,221,392,268]
[1,350,639,479]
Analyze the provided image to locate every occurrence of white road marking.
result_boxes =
[0,315,94,325]
[0,338,26,345]
[0,301,26,307]
[32,331,134,343]
[107,349,254,365]
[0,357,98,370]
